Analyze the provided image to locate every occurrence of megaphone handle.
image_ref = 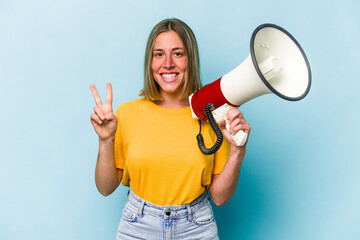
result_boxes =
[212,104,248,147]
[225,119,248,147]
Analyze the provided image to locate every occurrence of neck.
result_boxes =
[153,93,189,109]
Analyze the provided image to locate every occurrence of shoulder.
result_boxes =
[118,98,147,108]
[115,98,147,113]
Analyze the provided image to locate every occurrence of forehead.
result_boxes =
[153,30,184,49]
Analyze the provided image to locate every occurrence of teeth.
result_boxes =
[162,74,177,79]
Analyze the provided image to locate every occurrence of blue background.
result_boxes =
[1,0,359,239]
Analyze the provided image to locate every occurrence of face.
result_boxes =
[151,30,187,98]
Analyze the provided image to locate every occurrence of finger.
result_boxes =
[229,118,242,134]
[106,83,113,106]
[232,124,249,135]
[105,112,118,124]
[217,119,226,129]
[227,108,244,122]
[230,117,248,129]
[232,121,251,134]
[94,105,106,120]
[90,84,103,106]
[230,117,251,133]
[90,113,103,125]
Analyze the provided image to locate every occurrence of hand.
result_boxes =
[90,83,118,141]
[218,108,251,148]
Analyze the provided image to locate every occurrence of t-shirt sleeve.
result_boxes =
[113,106,125,169]
[212,139,231,174]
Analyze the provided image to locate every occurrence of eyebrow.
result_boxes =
[153,47,184,51]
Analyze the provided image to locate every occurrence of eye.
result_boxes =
[153,52,163,58]
[174,51,184,57]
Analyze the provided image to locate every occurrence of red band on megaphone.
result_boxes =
[191,77,237,121]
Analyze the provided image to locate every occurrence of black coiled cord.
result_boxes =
[196,104,223,155]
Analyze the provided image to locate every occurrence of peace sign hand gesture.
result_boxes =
[90,83,118,141]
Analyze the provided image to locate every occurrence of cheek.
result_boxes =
[151,59,161,72]
[178,59,187,72]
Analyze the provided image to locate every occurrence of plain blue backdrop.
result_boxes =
[1,0,359,239]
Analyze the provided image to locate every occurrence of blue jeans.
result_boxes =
[116,190,219,240]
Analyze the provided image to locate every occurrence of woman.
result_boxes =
[90,18,251,239]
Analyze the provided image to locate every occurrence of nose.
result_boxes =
[163,55,174,69]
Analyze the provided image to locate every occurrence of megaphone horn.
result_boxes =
[189,23,311,155]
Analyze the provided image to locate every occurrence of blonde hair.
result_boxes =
[139,18,202,100]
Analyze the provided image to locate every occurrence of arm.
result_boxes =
[90,83,122,196]
[95,138,123,196]
[209,108,251,206]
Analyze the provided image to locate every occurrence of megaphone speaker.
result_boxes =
[189,23,311,154]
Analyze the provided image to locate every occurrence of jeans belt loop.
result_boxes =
[138,200,145,218]
[186,205,193,222]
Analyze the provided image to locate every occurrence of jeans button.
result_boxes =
[165,210,171,216]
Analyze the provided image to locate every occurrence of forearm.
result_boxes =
[209,146,245,206]
[95,137,121,196]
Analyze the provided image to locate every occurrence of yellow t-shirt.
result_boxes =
[114,98,230,206]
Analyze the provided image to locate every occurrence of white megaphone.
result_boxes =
[189,23,311,155]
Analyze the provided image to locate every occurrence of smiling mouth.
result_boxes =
[161,73,178,79]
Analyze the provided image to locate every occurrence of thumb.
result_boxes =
[217,119,226,129]
[103,112,115,121]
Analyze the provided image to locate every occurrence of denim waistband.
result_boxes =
[126,190,209,219]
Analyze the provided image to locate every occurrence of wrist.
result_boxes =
[229,145,246,159]
[99,136,115,145]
